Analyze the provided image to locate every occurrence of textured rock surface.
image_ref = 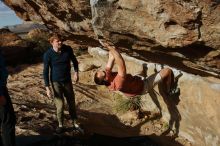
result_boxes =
[3,0,220,77]
[88,47,220,146]
[90,0,220,76]
[91,0,220,48]
[3,0,96,42]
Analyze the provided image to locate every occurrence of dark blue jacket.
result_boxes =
[0,51,8,96]
[43,45,79,86]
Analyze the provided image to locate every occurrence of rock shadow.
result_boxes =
[130,48,219,78]
[12,98,183,146]
[78,109,184,146]
[15,133,156,146]
[158,71,182,138]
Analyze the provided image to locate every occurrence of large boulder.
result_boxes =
[91,0,220,49]
[3,0,220,78]
[5,0,220,48]
[90,0,220,77]
[3,0,96,43]
[88,47,220,146]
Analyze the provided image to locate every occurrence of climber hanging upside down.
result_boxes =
[94,38,179,97]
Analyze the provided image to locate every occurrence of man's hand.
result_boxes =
[0,95,6,106]
[46,87,52,98]
[99,39,107,47]
[73,72,79,83]
[99,39,115,50]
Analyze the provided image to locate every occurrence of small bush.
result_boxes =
[163,122,169,130]
[115,95,143,113]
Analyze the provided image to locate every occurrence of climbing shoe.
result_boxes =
[73,121,84,134]
[55,127,65,134]
[168,87,180,97]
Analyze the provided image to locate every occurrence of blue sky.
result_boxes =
[0,1,23,28]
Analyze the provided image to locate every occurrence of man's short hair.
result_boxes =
[48,33,62,43]
[94,72,104,85]
[94,71,110,86]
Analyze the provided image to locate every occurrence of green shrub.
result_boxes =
[114,95,143,113]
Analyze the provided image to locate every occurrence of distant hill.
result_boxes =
[2,22,47,37]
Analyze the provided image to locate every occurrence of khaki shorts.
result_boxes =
[141,73,162,94]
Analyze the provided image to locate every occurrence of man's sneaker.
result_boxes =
[73,121,84,134]
[55,127,64,134]
[174,71,183,80]
[168,87,180,97]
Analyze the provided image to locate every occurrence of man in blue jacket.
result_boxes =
[43,34,82,134]
[0,50,16,146]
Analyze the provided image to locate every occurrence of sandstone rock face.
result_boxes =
[4,0,95,38]
[91,0,199,47]
[5,0,220,49]
[90,0,220,77]
[91,0,220,48]
[89,47,220,146]
[198,0,220,49]
[4,0,220,77]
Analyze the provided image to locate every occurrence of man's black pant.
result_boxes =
[0,87,16,146]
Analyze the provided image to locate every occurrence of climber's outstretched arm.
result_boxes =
[106,51,115,71]
[99,40,126,77]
